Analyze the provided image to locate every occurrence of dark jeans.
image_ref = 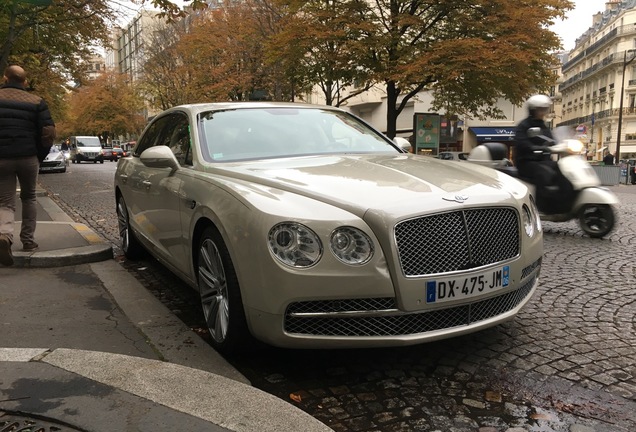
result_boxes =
[0,156,39,245]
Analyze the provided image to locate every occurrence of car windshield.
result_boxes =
[76,137,101,147]
[198,108,399,162]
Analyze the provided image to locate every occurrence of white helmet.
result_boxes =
[526,94,552,111]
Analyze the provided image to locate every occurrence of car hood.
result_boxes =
[44,153,62,161]
[206,154,527,218]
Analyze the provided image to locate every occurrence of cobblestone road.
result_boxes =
[38,163,636,432]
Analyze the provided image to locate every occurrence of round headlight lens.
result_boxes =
[268,223,322,268]
[522,204,534,237]
[330,227,374,265]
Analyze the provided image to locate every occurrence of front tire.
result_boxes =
[116,195,145,259]
[579,204,615,238]
[197,226,250,354]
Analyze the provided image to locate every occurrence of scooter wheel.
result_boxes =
[578,204,615,238]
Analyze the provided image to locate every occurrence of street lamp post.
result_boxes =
[616,49,636,163]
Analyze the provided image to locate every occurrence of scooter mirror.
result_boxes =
[527,127,541,138]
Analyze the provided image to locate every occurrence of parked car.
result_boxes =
[114,102,543,353]
[101,147,118,162]
[39,146,67,173]
[69,136,104,164]
[437,151,469,161]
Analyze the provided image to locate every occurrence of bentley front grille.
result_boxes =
[395,208,520,277]
[284,276,535,337]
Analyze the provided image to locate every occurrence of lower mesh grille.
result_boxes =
[284,276,536,337]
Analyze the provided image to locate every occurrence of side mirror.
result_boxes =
[140,146,179,171]
[393,137,411,152]
[527,127,541,138]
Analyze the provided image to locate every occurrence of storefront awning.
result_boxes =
[619,145,636,154]
[469,127,515,142]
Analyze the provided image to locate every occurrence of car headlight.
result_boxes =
[330,226,374,265]
[529,195,542,233]
[268,222,322,268]
[521,204,534,237]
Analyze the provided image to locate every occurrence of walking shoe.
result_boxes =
[22,241,39,252]
[0,235,14,266]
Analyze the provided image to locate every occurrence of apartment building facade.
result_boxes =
[558,0,636,160]
[106,10,163,83]
[84,55,106,81]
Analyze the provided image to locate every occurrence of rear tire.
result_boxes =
[579,204,615,238]
[196,226,251,354]
[116,195,145,259]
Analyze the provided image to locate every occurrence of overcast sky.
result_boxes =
[551,0,608,51]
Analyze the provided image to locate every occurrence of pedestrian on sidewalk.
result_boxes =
[0,65,56,266]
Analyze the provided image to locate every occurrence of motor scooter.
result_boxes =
[468,127,618,238]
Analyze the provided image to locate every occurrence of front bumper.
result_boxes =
[76,153,103,161]
[245,259,541,349]
[39,160,66,172]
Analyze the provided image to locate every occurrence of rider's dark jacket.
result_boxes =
[513,116,553,168]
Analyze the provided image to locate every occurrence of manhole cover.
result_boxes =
[0,412,85,432]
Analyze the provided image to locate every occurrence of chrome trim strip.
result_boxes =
[289,309,400,318]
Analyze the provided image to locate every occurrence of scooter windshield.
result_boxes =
[551,125,576,144]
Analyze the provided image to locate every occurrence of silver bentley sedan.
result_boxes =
[114,102,543,352]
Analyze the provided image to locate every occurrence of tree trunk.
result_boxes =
[385,80,399,139]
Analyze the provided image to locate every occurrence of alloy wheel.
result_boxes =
[198,238,230,343]
[117,198,131,252]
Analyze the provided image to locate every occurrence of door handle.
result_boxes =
[142,180,152,190]
[120,174,128,184]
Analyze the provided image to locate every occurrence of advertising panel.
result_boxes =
[413,113,440,155]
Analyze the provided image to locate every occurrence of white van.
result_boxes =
[69,136,104,164]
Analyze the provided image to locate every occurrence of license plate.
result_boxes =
[425,266,509,304]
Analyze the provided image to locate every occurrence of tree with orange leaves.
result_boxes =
[61,71,145,139]
[347,0,573,138]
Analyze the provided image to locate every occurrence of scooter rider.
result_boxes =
[514,94,574,214]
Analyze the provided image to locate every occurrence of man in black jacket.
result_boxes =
[0,65,56,266]
[514,94,573,214]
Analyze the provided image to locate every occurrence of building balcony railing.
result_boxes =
[562,24,636,72]
[557,107,636,127]
[559,50,631,93]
